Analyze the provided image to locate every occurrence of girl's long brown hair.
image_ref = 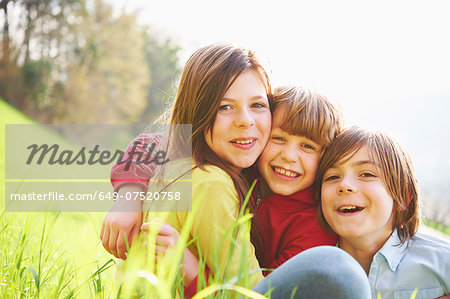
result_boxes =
[167,43,272,210]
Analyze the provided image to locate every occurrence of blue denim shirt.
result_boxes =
[369,229,450,299]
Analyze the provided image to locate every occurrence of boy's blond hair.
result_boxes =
[315,126,421,244]
[272,86,343,148]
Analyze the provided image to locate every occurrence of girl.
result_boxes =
[316,126,450,299]
[102,43,272,288]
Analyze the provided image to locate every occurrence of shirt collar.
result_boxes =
[377,229,408,271]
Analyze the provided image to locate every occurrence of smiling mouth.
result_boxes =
[231,139,255,145]
[338,206,364,214]
[272,167,300,178]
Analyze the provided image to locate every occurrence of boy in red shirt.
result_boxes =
[251,86,342,274]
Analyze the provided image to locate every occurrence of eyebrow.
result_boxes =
[327,159,379,171]
[222,95,268,101]
[352,160,379,167]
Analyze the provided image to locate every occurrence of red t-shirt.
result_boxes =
[252,184,338,276]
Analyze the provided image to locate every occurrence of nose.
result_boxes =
[338,177,357,194]
[233,107,255,128]
[280,146,299,163]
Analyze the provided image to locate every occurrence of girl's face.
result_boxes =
[321,146,394,244]
[205,69,271,171]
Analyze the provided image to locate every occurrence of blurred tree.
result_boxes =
[60,0,149,123]
[0,0,11,63]
[140,32,181,123]
[0,0,180,124]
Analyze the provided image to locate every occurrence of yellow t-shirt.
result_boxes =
[144,158,263,286]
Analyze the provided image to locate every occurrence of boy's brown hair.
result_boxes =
[315,126,421,244]
[272,86,343,148]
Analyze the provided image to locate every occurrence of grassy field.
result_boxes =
[0,99,265,298]
[0,99,119,298]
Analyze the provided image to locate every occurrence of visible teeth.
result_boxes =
[339,206,363,213]
[233,139,254,144]
[340,206,357,211]
[273,167,299,178]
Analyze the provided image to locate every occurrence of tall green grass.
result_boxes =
[0,99,267,298]
[1,100,116,297]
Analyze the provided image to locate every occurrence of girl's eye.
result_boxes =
[252,103,267,109]
[219,105,231,111]
[324,175,340,182]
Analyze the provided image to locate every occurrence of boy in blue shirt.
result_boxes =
[317,126,450,299]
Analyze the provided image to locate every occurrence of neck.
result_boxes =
[339,231,392,274]
[258,179,274,198]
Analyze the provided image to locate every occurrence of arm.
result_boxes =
[100,184,143,259]
[100,133,165,259]
[141,221,209,298]
[188,171,263,286]
[141,221,201,285]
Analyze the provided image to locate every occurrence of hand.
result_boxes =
[100,185,143,260]
[141,221,199,285]
[141,220,180,257]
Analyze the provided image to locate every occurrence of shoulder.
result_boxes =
[191,164,238,204]
[400,232,450,276]
[408,232,450,254]
[192,164,234,186]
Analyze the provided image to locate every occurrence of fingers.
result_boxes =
[108,229,119,259]
[158,222,179,237]
[116,229,130,260]
[141,221,179,238]
[100,211,142,259]
[101,225,112,255]
[156,234,176,248]
[128,223,141,249]
[100,221,105,241]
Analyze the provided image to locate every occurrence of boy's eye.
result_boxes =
[219,105,232,111]
[303,144,315,150]
[361,172,376,178]
[324,175,340,182]
[272,136,285,142]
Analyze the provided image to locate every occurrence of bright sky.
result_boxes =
[118,0,450,191]
[120,0,450,133]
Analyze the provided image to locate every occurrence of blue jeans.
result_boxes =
[252,246,371,299]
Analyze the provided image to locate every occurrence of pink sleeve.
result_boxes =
[110,133,165,193]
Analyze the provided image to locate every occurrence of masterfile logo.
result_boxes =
[4,124,191,212]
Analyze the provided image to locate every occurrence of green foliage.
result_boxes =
[22,59,52,107]
[423,219,450,236]
[140,32,181,123]
[0,0,180,124]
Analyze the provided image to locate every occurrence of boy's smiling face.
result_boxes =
[257,108,323,196]
[320,146,394,244]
